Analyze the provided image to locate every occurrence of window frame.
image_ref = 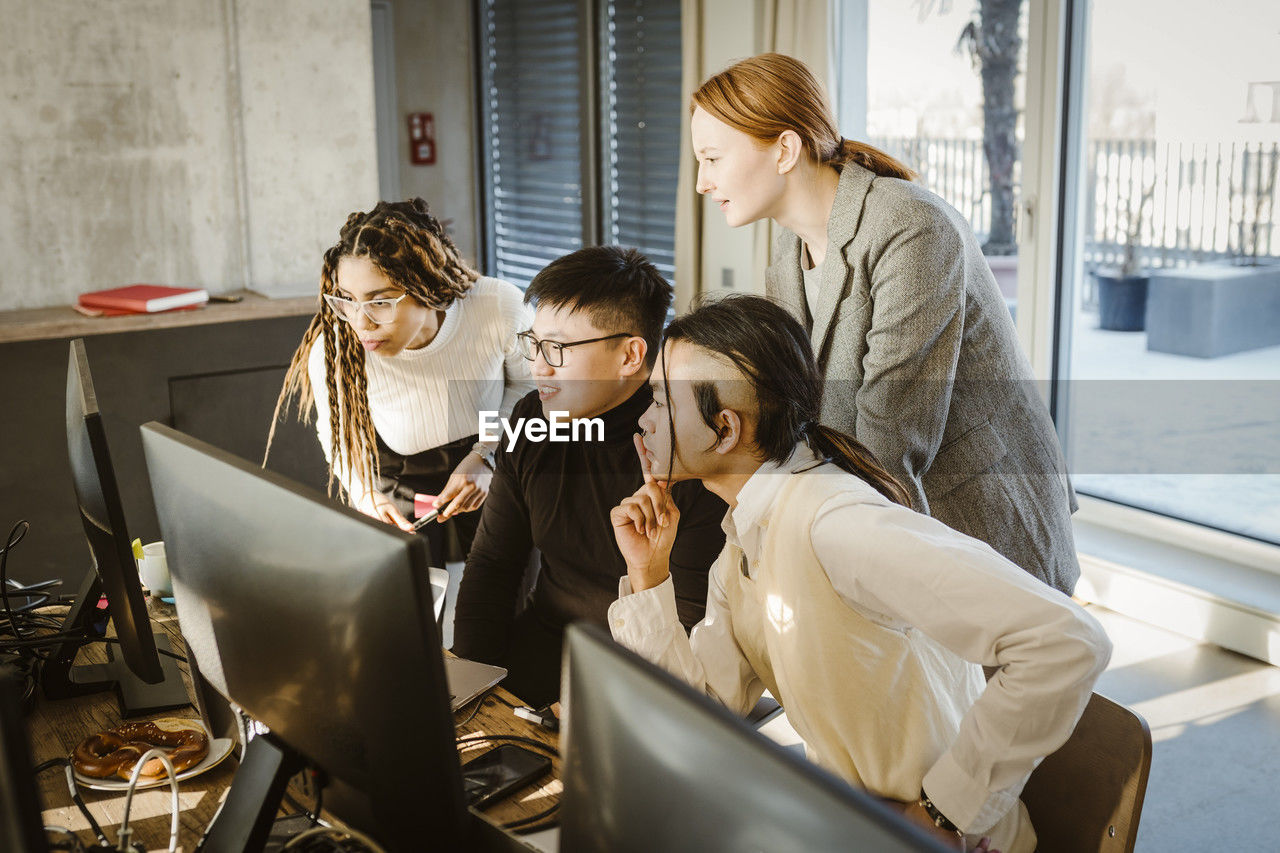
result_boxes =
[1022,1,1280,583]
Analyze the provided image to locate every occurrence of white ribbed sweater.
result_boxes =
[308,276,535,508]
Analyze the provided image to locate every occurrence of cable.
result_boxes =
[0,521,33,639]
[41,825,87,852]
[0,633,187,662]
[454,688,496,728]
[32,757,110,847]
[502,801,561,835]
[64,764,111,847]
[279,824,386,852]
[117,748,179,853]
[488,692,521,710]
[86,635,188,662]
[455,732,559,756]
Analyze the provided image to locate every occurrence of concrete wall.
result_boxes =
[386,0,480,268]
[0,0,379,310]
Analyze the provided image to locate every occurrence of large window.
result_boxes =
[479,0,681,287]
[1054,0,1280,546]
[842,0,1280,548]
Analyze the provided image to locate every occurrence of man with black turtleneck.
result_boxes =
[451,247,726,706]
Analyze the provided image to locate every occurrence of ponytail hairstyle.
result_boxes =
[661,294,910,507]
[264,198,480,504]
[692,52,916,181]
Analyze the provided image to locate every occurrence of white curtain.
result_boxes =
[674,0,837,308]
[674,0,707,313]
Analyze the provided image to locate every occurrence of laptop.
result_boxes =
[444,656,506,711]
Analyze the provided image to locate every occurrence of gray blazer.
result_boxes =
[766,163,1080,595]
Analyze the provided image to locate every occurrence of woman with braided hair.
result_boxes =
[268,198,533,567]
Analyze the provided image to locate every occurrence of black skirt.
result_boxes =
[375,432,482,568]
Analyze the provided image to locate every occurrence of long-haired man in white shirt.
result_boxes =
[608,294,1111,853]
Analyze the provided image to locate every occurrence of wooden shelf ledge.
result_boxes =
[0,290,317,344]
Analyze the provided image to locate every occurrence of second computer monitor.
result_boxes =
[44,339,188,716]
[560,623,950,853]
[141,422,467,852]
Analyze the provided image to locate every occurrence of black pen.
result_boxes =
[410,508,440,532]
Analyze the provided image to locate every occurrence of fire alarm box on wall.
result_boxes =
[408,113,436,165]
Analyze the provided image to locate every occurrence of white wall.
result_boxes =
[386,0,480,267]
[0,0,379,309]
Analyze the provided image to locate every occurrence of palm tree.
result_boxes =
[958,0,1023,255]
[918,0,1023,255]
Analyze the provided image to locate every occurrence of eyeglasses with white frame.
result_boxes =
[323,292,411,326]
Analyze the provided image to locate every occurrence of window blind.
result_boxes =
[480,0,681,288]
[480,0,587,286]
[602,0,681,283]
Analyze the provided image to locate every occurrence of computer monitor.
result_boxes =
[1,671,47,853]
[40,340,188,716]
[560,624,951,853]
[140,422,468,853]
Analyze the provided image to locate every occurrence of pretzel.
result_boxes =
[72,720,210,780]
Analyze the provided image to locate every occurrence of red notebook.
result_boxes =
[77,284,209,314]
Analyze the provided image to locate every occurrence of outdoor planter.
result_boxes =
[1093,269,1150,331]
[986,254,1018,318]
[1146,262,1280,357]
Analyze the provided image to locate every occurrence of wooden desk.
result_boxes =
[27,600,561,851]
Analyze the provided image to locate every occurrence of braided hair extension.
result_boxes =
[265,199,480,504]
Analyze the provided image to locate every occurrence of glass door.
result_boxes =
[1054,0,1280,545]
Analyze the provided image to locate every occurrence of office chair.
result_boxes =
[1019,692,1152,853]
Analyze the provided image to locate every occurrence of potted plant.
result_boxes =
[1093,178,1156,331]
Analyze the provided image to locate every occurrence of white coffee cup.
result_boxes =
[137,541,173,597]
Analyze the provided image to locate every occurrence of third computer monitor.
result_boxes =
[560,623,951,853]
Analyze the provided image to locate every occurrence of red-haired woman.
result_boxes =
[690,53,1079,596]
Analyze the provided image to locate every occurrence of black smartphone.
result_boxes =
[459,744,551,808]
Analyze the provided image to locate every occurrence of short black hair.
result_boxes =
[525,246,673,367]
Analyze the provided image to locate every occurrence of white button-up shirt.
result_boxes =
[609,446,1110,839]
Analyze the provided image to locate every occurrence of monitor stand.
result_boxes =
[199,733,303,853]
[39,572,191,716]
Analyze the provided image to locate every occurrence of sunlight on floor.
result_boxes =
[1130,667,1280,742]
[1089,603,1200,670]
[43,789,208,834]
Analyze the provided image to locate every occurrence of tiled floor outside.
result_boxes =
[1062,305,1280,545]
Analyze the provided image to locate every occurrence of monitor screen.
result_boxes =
[1,672,47,853]
[560,624,950,853]
[43,339,187,716]
[140,422,467,851]
[65,338,159,678]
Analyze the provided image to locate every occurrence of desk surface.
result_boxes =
[27,599,561,851]
[0,290,316,344]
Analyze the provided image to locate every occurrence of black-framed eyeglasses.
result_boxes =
[516,331,636,367]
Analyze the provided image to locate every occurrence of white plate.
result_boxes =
[72,720,235,791]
